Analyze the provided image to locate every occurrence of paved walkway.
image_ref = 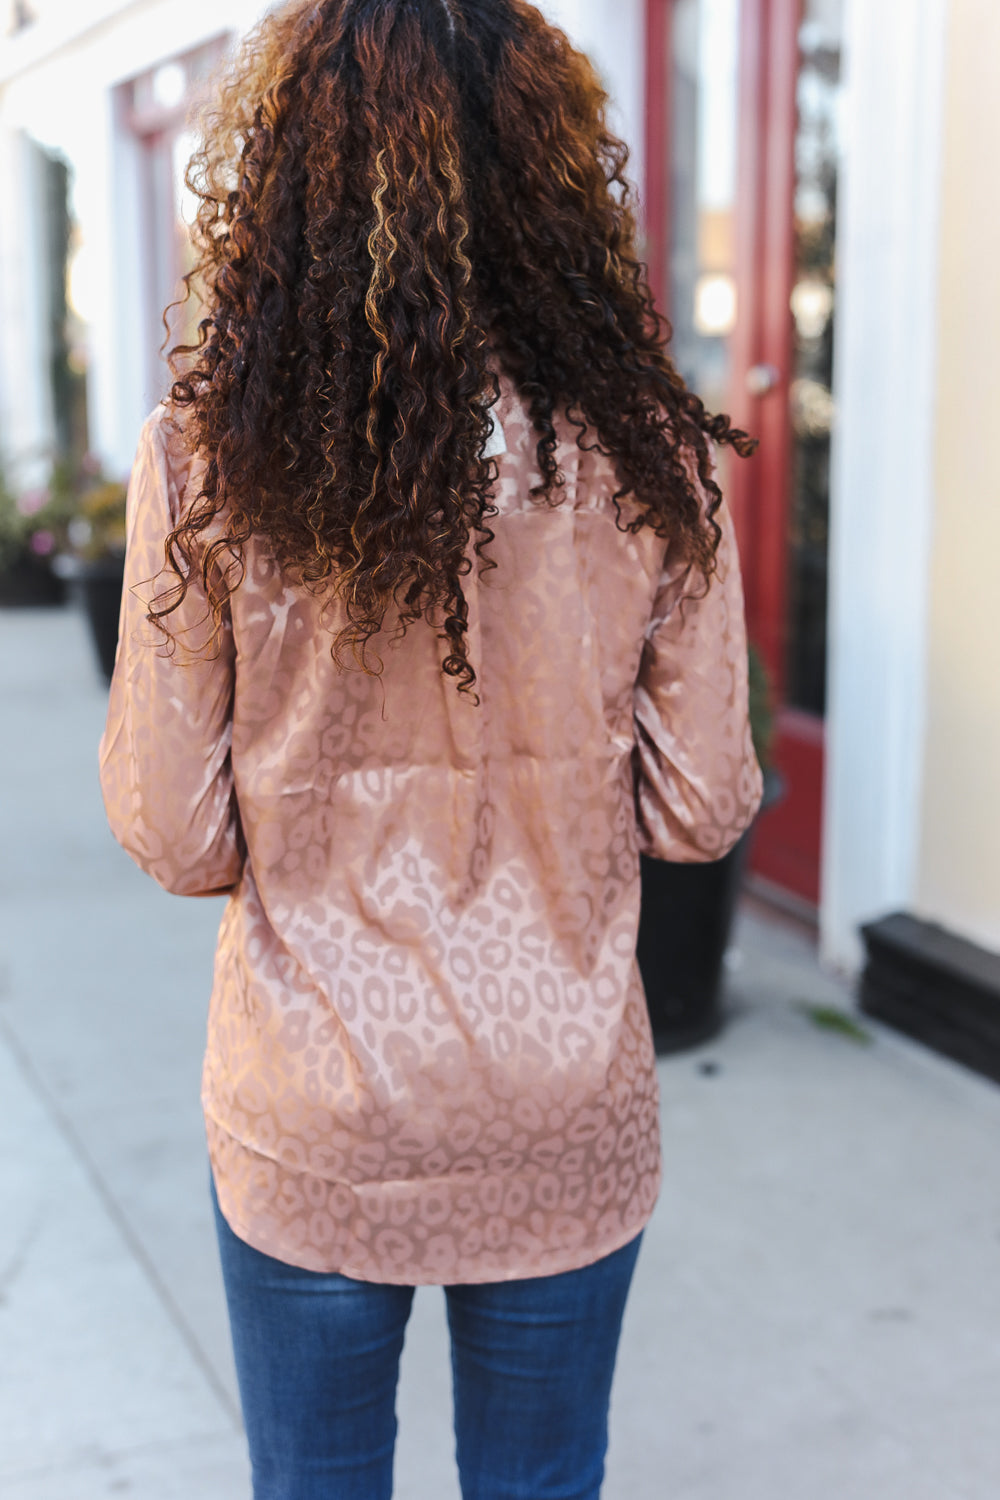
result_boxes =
[2,604,999,1500]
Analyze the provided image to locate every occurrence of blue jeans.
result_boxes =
[211,1179,642,1500]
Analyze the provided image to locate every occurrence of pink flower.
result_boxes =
[17,488,49,517]
[30,529,55,556]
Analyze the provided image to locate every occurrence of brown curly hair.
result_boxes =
[159,0,754,690]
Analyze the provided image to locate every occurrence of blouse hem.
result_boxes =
[207,1127,662,1287]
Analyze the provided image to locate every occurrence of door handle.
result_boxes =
[746,363,781,396]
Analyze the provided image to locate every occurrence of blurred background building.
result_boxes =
[1,0,997,984]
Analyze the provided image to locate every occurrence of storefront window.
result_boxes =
[119,37,228,401]
[7,1,36,34]
[32,142,86,462]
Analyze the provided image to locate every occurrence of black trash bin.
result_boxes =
[637,839,751,1054]
[636,769,782,1053]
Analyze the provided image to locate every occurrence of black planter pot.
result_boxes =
[637,769,783,1054]
[55,554,125,684]
[0,552,67,608]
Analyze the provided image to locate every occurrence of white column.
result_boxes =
[0,123,54,487]
[98,87,152,473]
[820,0,949,971]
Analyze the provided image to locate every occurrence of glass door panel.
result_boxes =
[667,0,741,423]
[786,0,841,716]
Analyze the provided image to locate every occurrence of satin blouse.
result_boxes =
[99,379,762,1284]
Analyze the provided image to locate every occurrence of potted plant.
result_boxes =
[51,456,128,682]
[0,466,71,607]
[637,645,780,1053]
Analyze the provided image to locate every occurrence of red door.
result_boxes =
[644,0,841,909]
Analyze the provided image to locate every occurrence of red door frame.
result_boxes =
[644,0,825,907]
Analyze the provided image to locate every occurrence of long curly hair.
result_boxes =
[159,0,754,691]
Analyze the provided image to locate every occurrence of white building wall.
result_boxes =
[915,0,1000,956]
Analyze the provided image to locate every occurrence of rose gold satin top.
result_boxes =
[100,380,762,1284]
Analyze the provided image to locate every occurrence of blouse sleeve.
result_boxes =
[99,410,244,897]
[633,499,763,863]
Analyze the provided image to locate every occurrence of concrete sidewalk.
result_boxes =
[1,604,999,1500]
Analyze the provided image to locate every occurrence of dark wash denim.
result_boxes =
[212,1178,642,1500]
